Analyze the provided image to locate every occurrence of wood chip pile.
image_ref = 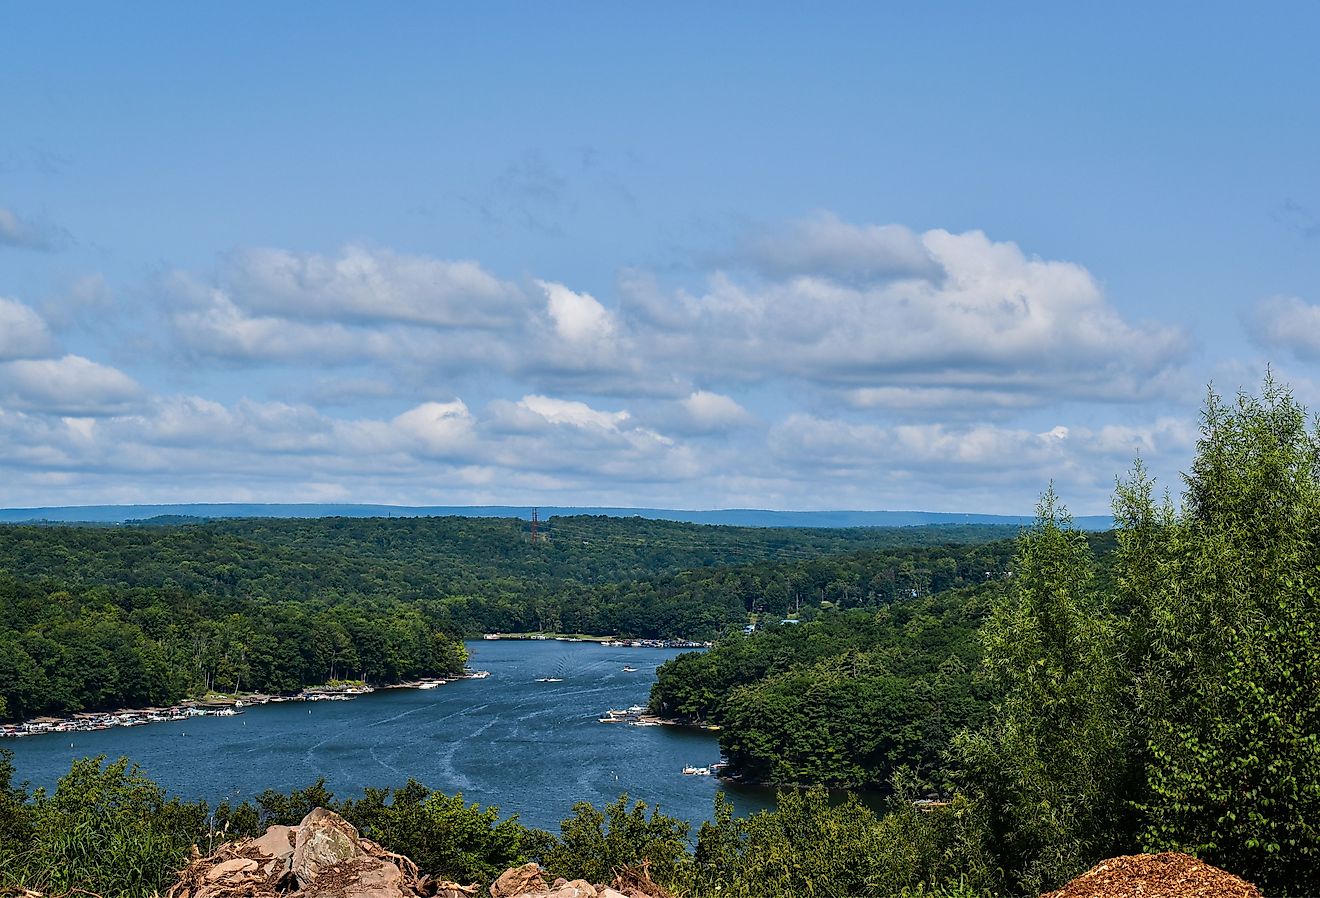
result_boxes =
[1042,852,1262,898]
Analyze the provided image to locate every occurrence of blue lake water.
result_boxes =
[4,640,775,832]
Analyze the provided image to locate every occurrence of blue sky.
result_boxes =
[2,2,1318,513]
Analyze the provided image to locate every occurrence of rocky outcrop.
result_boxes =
[168,808,666,898]
[168,808,478,898]
[1042,852,1262,898]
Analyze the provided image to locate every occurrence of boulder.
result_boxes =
[299,856,406,898]
[251,824,298,861]
[292,808,363,887]
[490,863,549,897]
[206,858,260,881]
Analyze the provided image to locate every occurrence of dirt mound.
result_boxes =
[1042,852,1262,898]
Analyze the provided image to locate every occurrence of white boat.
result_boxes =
[622,666,637,672]
[682,766,712,776]
[535,677,564,683]
[416,680,444,689]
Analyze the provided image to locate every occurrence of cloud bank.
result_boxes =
[0,215,1208,511]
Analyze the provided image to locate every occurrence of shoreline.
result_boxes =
[481,632,710,649]
[0,669,490,740]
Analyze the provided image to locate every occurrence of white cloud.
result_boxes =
[224,245,524,328]
[517,395,630,430]
[0,389,703,505]
[845,386,1041,412]
[0,215,1215,512]
[678,390,754,433]
[0,354,143,416]
[539,280,616,346]
[765,413,1195,509]
[1245,295,1320,359]
[631,225,1189,405]
[392,401,477,458]
[160,219,1185,411]
[0,297,56,360]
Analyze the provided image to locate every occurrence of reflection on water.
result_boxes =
[6,640,775,831]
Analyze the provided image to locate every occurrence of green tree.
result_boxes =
[541,794,689,886]
[1139,379,1320,893]
[950,488,1130,894]
[341,781,546,883]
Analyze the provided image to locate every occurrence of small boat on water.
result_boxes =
[416,679,445,689]
[622,666,637,672]
[535,677,564,683]
[682,765,712,776]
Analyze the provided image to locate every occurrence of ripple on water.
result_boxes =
[5,640,775,831]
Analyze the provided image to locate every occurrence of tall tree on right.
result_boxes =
[1138,376,1320,893]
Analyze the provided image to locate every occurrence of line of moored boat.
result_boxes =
[0,669,491,739]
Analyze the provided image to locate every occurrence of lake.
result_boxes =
[4,639,775,832]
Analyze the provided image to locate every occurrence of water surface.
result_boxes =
[6,640,774,831]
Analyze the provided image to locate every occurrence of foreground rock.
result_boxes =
[1042,852,1262,898]
[169,807,666,898]
[168,808,478,898]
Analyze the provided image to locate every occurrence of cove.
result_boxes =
[5,639,775,832]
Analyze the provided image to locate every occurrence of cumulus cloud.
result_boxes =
[1245,295,1320,359]
[0,214,1211,511]
[540,280,616,346]
[514,394,630,430]
[159,219,1185,411]
[0,354,144,416]
[392,401,477,458]
[222,245,524,328]
[0,297,56,360]
[0,390,702,504]
[675,390,755,433]
[767,413,1196,503]
[634,225,1189,405]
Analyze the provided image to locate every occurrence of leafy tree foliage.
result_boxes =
[949,489,1131,894]
[652,584,1001,787]
[0,754,207,898]
[1135,380,1320,891]
[541,794,690,885]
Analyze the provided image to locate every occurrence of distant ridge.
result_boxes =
[0,503,1115,530]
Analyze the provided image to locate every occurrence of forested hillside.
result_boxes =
[0,515,1017,597]
[0,517,1017,721]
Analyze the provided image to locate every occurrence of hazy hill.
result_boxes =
[0,502,1115,530]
